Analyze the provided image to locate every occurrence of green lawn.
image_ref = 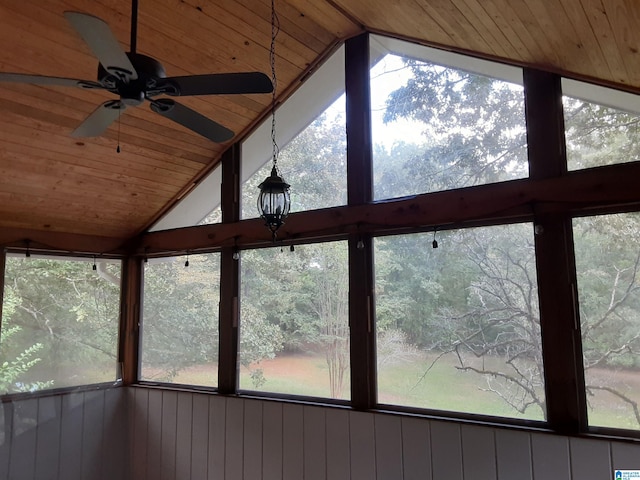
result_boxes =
[155,351,640,430]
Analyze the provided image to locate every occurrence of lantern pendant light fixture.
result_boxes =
[257,0,290,242]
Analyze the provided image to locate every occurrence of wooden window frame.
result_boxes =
[130,33,640,438]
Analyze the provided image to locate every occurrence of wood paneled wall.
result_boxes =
[0,388,127,480]
[2,386,640,479]
[130,387,640,480]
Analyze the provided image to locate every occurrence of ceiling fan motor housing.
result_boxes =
[97,52,172,105]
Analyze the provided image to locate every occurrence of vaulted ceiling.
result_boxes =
[0,0,638,249]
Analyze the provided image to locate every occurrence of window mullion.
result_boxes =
[218,144,241,394]
[524,68,587,433]
[0,250,5,332]
[345,33,376,409]
[122,256,142,385]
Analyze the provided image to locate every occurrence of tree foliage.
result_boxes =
[240,241,350,397]
[375,56,640,426]
[141,254,221,382]
[3,49,640,430]
[0,326,52,393]
[378,58,528,193]
[0,257,120,393]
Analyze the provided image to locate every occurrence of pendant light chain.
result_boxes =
[270,0,280,168]
[257,0,290,241]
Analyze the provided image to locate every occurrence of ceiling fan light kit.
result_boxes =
[0,5,273,143]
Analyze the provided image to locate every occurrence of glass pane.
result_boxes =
[563,82,640,171]
[241,96,347,219]
[1,256,121,394]
[140,253,220,387]
[198,204,221,225]
[374,224,544,420]
[239,242,349,400]
[371,45,527,200]
[573,213,640,430]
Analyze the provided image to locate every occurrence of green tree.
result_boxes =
[432,225,544,417]
[237,101,351,397]
[1,257,120,393]
[141,254,221,382]
[573,214,640,426]
[564,97,640,169]
[239,241,350,397]
[378,56,640,425]
[242,108,347,219]
[306,243,349,398]
[0,327,52,393]
[381,58,528,191]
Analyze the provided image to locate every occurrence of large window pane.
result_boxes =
[374,224,544,420]
[239,242,349,400]
[563,79,640,171]
[1,255,121,394]
[371,37,527,200]
[140,253,220,387]
[241,97,347,219]
[241,47,346,220]
[574,213,640,430]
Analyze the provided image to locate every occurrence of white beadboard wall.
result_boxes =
[2,385,640,479]
[128,387,640,480]
[0,387,127,480]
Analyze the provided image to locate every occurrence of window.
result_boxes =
[153,46,347,231]
[563,79,640,171]
[140,253,220,387]
[1,255,121,394]
[241,47,347,219]
[132,32,640,438]
[241,99,347,219]
[573,213,640,430]
[374,224,544,420]
[239,241,349,400]
[370,36,527,200]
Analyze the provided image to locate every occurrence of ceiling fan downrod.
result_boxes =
[130,0,138,54]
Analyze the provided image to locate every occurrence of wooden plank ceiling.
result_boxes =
[0,0,639,249]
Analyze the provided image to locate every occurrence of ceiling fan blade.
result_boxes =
[72,100,126,138]
[150,99,234,143]
[159,72,273,96]
[64,11,138,81]
[0,72,104,89]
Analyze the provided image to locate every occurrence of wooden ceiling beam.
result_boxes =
[0,226,127,255]
[137,160,640,255]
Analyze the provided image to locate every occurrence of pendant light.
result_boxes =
[257,0,290,241]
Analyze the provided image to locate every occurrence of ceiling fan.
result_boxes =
[0,1,273,143]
